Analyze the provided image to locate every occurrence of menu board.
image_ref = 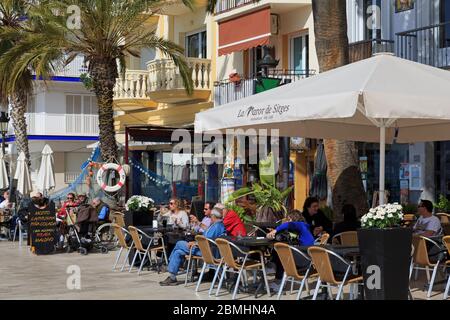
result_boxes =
[29,202,56,255]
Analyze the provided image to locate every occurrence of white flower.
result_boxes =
[387,213,393,218]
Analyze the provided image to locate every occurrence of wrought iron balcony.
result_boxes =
[214,69,315,107]
[396,21,450,69]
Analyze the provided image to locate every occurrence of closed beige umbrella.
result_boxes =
[14,152,32,196]
[36,144,55,194]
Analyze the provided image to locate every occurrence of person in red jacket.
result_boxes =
[214,203,247,237]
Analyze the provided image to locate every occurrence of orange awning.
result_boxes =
[218,8,271,56]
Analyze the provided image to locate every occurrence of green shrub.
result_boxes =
[434,194,450,213]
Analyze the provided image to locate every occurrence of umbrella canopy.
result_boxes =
[14,152,32,196]
[195,53,450,204]
[0,151,9,190]
[36,144,55,193]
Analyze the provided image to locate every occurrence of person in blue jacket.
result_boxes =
[160,208,226,286]
[266,210,315,246]
[266,210,315,290]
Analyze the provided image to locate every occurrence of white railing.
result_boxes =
[65,172,85,184]
[8,113,99,136]
[215,0,255,14]
[114,70,149,100]
[147,58,211,92]
[66,114,99,136]
[53,55,88,78]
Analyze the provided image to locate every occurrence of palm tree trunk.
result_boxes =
[312,0,368,218]
[10,91,30,166]
[90,59,119,162]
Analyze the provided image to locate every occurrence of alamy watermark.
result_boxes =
[66,265,81,290]
[171,128,281,171]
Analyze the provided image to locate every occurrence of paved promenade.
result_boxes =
[0,242,446,300]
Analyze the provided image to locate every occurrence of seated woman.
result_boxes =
[332,204,361,239]
[267,210,315,246]
[160,198,189,229]
[266,210,315,290]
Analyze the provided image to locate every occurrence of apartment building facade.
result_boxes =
[6,55,99,192]
[115,0,450,205]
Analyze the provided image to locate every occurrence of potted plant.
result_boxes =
[227,181,293,223]
[434,194,450,213]
[124,195,155,227]
[358,203,412,300]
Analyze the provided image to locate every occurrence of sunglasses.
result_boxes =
[67,197,74,200]
[169,202,175,205]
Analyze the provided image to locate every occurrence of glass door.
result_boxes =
[290,33,308,72]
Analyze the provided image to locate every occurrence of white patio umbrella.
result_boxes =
[195,53,450,204]
[36,144,55,193]
[14,152,32,196]
[0,150,9,190]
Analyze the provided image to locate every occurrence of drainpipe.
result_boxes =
[125,126,129,199]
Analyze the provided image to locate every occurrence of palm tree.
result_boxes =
[312,0,368,218]
[0,0,35,165]
[1,0,193,162]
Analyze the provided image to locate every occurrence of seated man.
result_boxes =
[190,201,214,233]
[159,208,226,286]
[92,197,109,223]
[413,200,442,237]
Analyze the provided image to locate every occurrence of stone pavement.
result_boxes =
[0,242,447,300]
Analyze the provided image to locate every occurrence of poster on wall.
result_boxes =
[399,163,410,180]
[395,0,414,13]
[409,163,422,190]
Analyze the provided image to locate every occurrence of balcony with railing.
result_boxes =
[214,0,310,15]
[8,113,99,137]
[396,21,450,69]
[214,69,314,107]
[113,70,157,110]
[349,39,395,63]
[147,58,212,104]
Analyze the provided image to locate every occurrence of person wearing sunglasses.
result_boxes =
[190,202,215,233]
[57,193,77,220]
[167,198,189,229]
[413,200,442,237]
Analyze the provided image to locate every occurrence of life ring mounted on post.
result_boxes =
[96,163,127,193]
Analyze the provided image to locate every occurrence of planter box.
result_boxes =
[358,227,412,300]
[124,210,153,227]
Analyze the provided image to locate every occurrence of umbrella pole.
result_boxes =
[379,126,386,205]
